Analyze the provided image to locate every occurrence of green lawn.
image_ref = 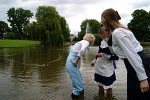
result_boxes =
[141,42,150,46]
[0,40,40,47]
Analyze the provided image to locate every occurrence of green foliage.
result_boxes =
[60,17,70,42]
[3,32,17,39]
[94,34,101,46]
[72,36,78,41]
[35,6,65,47]
[78,19,101,45]
[0,21,10,39]
[25,21,42,41]
[7,7,33,39]
[78,31,85,41]
[128,9,150,42]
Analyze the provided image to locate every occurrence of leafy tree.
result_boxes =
[36,6,65,47]
[73,36,78,42]
[3,32,16,39]
[128,9,150,42]
[60,17,70,42]
[78,19,101,45]
[0,21,10,39]
[94,34,101,46]
[7,7,33,39]
[25,21,41,40]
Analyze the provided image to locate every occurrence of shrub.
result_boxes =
[3,32,16,39]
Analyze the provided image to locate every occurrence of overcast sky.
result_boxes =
[0,0,150,34]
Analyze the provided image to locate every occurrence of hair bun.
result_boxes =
[116,11,121,20]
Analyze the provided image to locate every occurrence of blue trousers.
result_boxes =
[66,51,84,96]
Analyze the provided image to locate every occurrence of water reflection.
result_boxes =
[0,46,149,100]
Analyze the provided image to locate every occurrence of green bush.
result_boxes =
[3,32,16,39]
[94,34,101,46]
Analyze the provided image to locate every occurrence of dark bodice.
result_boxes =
[98,36,119,60]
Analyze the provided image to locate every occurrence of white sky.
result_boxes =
[0,0,150,34]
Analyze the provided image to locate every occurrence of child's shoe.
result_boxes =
[71,93,80,99]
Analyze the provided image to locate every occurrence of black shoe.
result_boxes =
[71,93,80,99]
[80,90,84,95]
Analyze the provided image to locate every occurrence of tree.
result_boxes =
[0,21,10,39]
[78,19,101,45]
[7,7,33,39]
[25,21,41,40]
[128,9,150,42]
[36,6,64,47]
[60,17,70,42]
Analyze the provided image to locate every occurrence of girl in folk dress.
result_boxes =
[91,26,119,96]
[101,8,150,100]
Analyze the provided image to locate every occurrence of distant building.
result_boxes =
[70,34,75,42]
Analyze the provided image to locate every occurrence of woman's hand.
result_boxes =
[96,53,104,58]
[140,79,150,93]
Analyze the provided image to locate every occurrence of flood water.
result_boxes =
[0,46,150,100]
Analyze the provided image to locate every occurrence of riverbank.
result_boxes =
[141,42,150,46]
[0,40,149,48]
[0,40,40,47]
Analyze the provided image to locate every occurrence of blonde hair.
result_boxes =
[101,8,127,31]
[83,33,95,45]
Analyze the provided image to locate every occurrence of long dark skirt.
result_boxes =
[123,51,150,100]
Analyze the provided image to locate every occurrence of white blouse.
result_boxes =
[112,28,147,81]
[71,40,89,57]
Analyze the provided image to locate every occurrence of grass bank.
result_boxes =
[141,42,150,46]
[0,40,40,47]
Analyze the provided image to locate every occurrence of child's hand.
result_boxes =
[90,58,96,67]
[96,53,104,58]
[72,60,78,67]
[90,63,95,67]
[72,56,80,67]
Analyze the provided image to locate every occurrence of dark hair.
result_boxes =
[116,11,121,20]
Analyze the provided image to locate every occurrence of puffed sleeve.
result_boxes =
[77,40,89,57]
[113,30,147,81]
